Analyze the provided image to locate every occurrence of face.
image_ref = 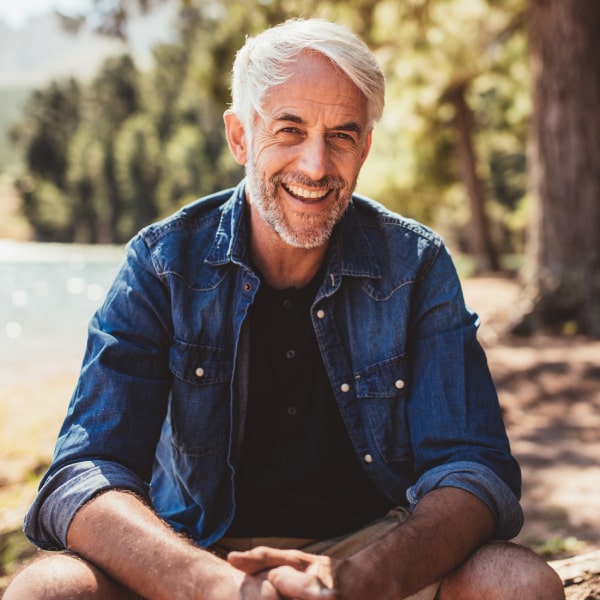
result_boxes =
[226,52,372,250]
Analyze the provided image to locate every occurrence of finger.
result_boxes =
[228,547,312,574]
[268,565,338,600]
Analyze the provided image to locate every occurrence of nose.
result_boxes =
[298,135,330,181]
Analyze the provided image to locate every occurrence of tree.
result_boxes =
[47,0,530,259]
[10,79,82,241]
[82,54,142,243]
[512,0,600,336]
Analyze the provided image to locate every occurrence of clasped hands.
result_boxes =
[228,546,343,599]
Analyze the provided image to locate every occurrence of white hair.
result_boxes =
[230,18,385,130]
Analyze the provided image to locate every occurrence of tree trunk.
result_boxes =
[514,0,600,336]
[449,83,499,273]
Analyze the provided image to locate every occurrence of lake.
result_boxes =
[0,240,124,370]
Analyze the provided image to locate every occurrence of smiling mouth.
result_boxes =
[283,183,330,203]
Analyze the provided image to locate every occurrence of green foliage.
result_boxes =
[10,0,531,252]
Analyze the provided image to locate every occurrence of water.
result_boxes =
[0,240,124,368]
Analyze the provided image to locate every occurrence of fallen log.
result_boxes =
[550,551,600,599]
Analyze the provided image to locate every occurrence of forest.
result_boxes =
[7,0,600,336]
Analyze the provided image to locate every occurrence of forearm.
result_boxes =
[338,487,495,599]
[66,489,253,600]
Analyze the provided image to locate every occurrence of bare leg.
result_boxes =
[4,552,139,600]
[438,541,565,600]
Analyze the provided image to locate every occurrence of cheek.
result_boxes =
[332,152,365,182]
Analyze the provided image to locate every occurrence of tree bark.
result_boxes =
[514,0,600,336]
[449,83,499,273]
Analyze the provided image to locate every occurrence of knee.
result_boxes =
[5,554,84,599]
[441,541,565,600]
[3,552,119,600]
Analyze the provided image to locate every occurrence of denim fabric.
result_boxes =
[24,181,523,550]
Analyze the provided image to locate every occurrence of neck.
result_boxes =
[250,237,327,289]
[248,208,328,289]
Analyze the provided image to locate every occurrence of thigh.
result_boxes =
[4,552,141,600]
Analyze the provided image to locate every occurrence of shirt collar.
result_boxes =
[206,180,381,281]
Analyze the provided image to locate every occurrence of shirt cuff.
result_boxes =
[406,460,524,540]
[24,460,150,550]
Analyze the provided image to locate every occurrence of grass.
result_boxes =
[0,525,39,591]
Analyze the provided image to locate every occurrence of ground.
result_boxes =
[1,273,599,595]
[462,276,600,599]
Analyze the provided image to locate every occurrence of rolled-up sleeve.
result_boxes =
[406,461,524,539]
[24,460,150,550]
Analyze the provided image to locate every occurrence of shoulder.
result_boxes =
[350,194,442,247]
[124,185,244,281]
[347,194,445,282]
[139,187,239,248]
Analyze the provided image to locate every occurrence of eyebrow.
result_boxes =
[275,113,363,134]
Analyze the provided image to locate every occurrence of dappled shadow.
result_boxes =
[483,335,600,556]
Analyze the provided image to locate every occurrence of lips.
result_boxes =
[283,183,330,203]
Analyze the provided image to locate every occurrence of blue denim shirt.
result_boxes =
[24,181,523,550]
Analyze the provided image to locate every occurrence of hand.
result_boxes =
[237,570,283,600]
[229,547,339,599]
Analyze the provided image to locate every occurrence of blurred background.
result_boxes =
[1,0,599,592]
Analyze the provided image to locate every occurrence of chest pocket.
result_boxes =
[168,339,233,456]
[355,355,413,463]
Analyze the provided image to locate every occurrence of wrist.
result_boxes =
[335,559,367,600]
[336,554,404,600]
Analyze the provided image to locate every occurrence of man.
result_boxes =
[6,18,563,600]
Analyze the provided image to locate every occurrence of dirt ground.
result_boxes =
[462,276,600,598]
[1,274,599,595]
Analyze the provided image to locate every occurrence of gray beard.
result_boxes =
[245,155,354,250]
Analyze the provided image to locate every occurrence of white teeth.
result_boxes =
[286,184,328,200]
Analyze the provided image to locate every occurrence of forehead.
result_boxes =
[260,52,368,126]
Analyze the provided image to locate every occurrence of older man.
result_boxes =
[6,18,563,600]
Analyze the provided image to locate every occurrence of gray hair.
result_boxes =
[230,18,385,130]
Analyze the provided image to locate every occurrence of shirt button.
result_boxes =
[286,349,296,359]
[283,299,293,309]
[195,367,205,378]
[340,383,350,393]
[395,379,405,390]
[287,406,297,416]
[364,454,373,463]
[316,309,326,319]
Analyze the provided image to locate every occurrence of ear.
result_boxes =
[360,129,373,167]
[224,110,248,165]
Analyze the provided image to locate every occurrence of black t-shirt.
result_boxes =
[227,269,393,538]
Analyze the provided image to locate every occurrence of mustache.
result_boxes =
[272,172,346,191]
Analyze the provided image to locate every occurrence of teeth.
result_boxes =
[286,184,328,200]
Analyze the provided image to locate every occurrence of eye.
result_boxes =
[330,131,358,144]
[278,127,302,135]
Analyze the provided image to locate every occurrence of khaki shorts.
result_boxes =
[213,507,441,600]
